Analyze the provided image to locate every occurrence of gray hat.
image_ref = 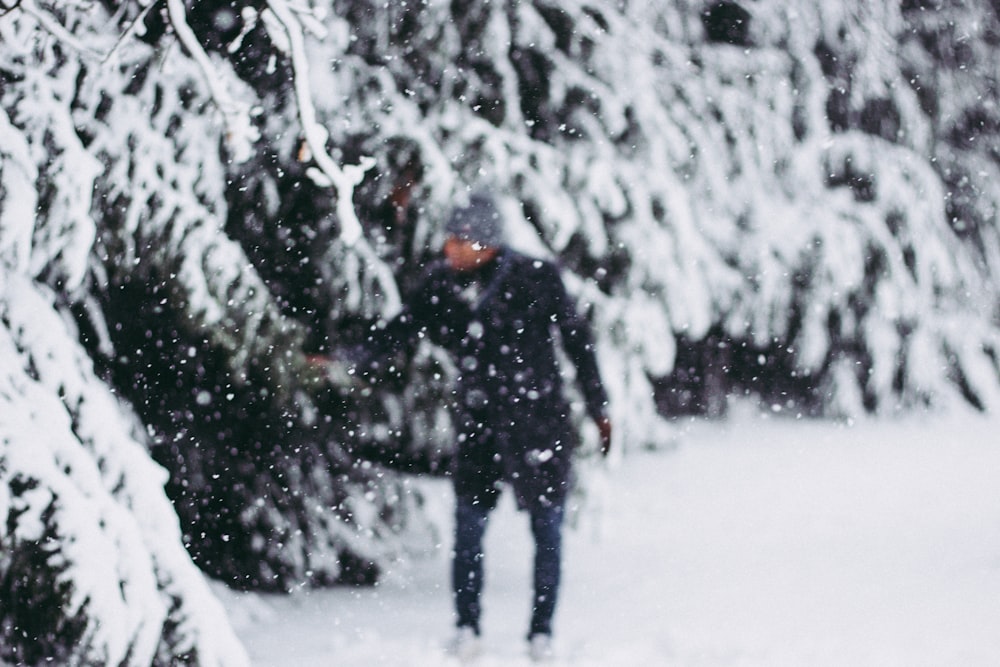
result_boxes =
[445,191,505,247]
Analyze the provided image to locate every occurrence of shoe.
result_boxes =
[528,633,554,662]
[445,626,482,661]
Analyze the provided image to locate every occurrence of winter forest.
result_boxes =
[2,0,1000,664]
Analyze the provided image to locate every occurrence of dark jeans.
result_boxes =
[452,495,565,638]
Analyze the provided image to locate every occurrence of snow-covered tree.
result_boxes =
[0,5,249,659]
[3,0,1000,662]
[301,0,1000,425]
[0,0,425,662]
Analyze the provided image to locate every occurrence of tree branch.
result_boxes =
[265,0,402,314]
[165,0,259,163]
[0,0,22,18]
[18,0,106,59]
[102,0,157,65]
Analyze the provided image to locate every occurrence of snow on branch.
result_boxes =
[165,0,259,163]
[101,1,157,65]
[0,107,37,275]
[15,0,106,59]
[264,0,402,314]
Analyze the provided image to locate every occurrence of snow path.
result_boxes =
[221,411,1000,666]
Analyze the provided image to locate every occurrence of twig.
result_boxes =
[102,0,157,64]
[7,0,153,65]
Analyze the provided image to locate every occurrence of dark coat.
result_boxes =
[371,248,608,510]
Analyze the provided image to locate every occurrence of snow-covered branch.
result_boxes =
[101,1,157,65]
[16,0,106,59]
[165,0,259,163]
[265,0,401,313]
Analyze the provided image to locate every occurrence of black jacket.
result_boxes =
[371,247,608,510]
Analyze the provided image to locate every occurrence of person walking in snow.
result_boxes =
[321,190,612,661]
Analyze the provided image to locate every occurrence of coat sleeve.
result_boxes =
[545,262,609,423]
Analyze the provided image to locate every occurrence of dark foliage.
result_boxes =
[701,1,753,46]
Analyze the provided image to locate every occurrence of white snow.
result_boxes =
[0,275,251,666]
[221,406,1000,666]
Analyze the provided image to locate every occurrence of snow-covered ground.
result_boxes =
[220,408,1000,666]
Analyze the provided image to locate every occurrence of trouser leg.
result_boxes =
[452,498,491,633]
[528,503,565,638]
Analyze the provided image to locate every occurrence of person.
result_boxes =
[321,190,612,662]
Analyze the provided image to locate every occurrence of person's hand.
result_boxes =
[302,354,355,388]
[302,354,332,387]
[597,416,612,457]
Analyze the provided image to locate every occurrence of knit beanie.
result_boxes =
[445,191,505,247]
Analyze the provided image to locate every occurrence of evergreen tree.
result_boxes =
[2,0,1000,663]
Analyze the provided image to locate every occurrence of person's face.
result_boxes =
[443,236,498,272]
